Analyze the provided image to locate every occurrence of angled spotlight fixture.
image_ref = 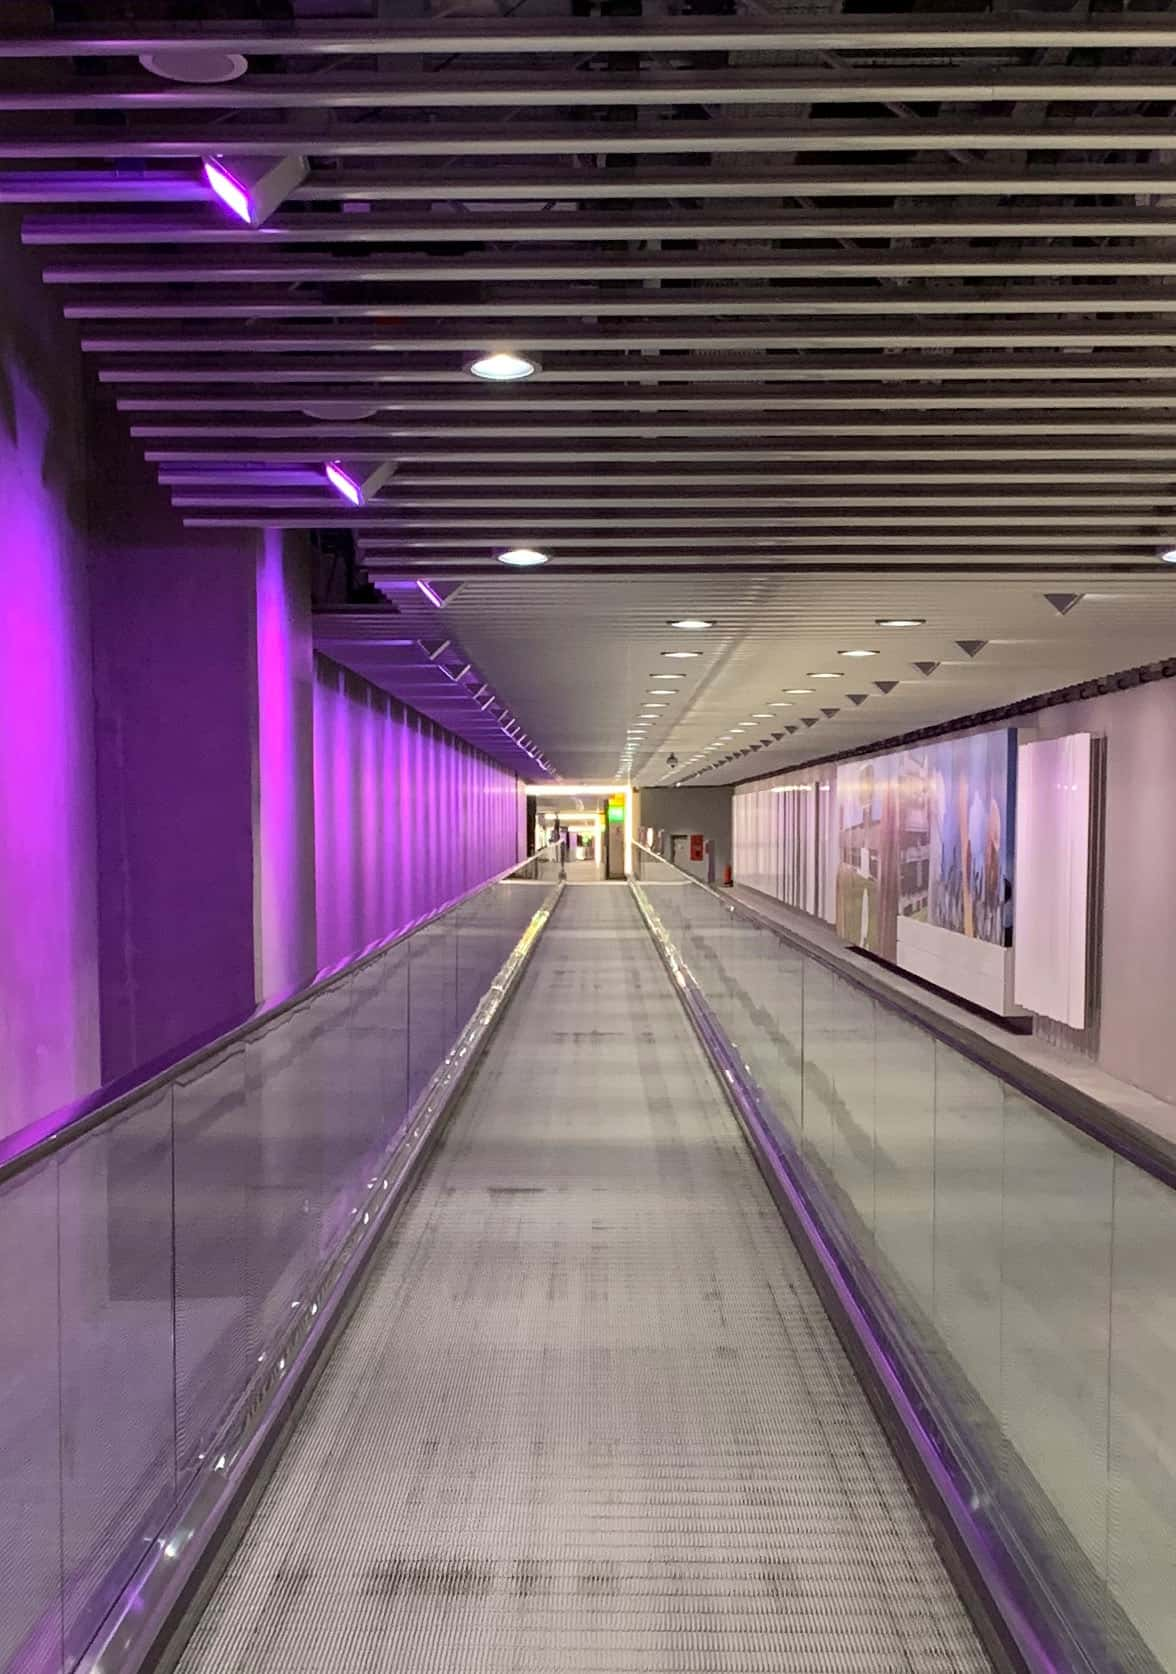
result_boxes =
[324,458,397,506]
[466,350,540,381]
[202,153,308,228]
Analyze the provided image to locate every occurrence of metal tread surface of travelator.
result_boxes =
[160,884,990,1674]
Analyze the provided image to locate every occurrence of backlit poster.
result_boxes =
[836,728,1014,962]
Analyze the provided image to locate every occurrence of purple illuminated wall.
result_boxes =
[0,358,100,1139]
[312,656,523,972]
[90,519,259,1082]
[0,195,523,1141]
[254,530,317,999]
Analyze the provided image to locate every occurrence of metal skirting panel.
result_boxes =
[174,887,990,1674]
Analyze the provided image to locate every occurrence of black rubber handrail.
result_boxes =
[633,843,1176,1193]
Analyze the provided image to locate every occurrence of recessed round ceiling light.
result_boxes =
[784,687,813,695]
[1160,548,1176,564]
[753,713,773,719]
[662,650,701,659]
[807,671,843,679]
[141,48,248,82]
[496,547,549,568]
[769,701,793,708]
[648,689,676,696]
[467,349,539,381]
[838,648,879,658]
[303,399,381,422]
[876,617,926,628]
[667,617,714,630]
[650,671,686,679]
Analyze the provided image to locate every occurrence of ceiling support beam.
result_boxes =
[166,493,1176,511]
[173,509,1175,532]
[109,392,1176,414]
[60,289,1176,321]
[28,209,1176,246]
[11,118,1176,162]
[75,325,1176,356]
[141,444,1176,465]
[42,248,1176,285]
[7,164,1176,205]
[13,67,1176,111]
[154,468,1176,489]
[123,418,1176,440]
[7,17,1176,57]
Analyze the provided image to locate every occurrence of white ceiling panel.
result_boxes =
[441,572,1176,783]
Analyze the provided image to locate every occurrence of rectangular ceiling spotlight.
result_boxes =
[203,153,308,229]
[324,458,397,507]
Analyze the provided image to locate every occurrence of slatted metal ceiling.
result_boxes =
[6,2,1176,782]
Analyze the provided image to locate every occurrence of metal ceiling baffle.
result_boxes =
[6,1,1176,780]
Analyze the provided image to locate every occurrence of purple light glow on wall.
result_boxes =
[91,522,258,1084]
[324,462,363,506]
[202,157,252,224]
[312,655,523,972]
[0,364,101,1142]
[255,533,317,1000]
[314,611,554,779]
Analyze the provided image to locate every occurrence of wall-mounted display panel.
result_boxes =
[1013,733,1095,1029]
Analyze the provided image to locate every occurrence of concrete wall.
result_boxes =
[0,251,101,1138]
[254,530,318,1001]
[313,656,523,972]
[90,498,260,1083]
[1022,678,1176,1103]
[637,785,734,880]
[0,213,524,1144]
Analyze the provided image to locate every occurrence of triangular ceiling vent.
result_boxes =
[912,661,940,677]
[1043,592,1084,616]
[847,692,870,706]
[956,639,988,658]
[874,680,899,694]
